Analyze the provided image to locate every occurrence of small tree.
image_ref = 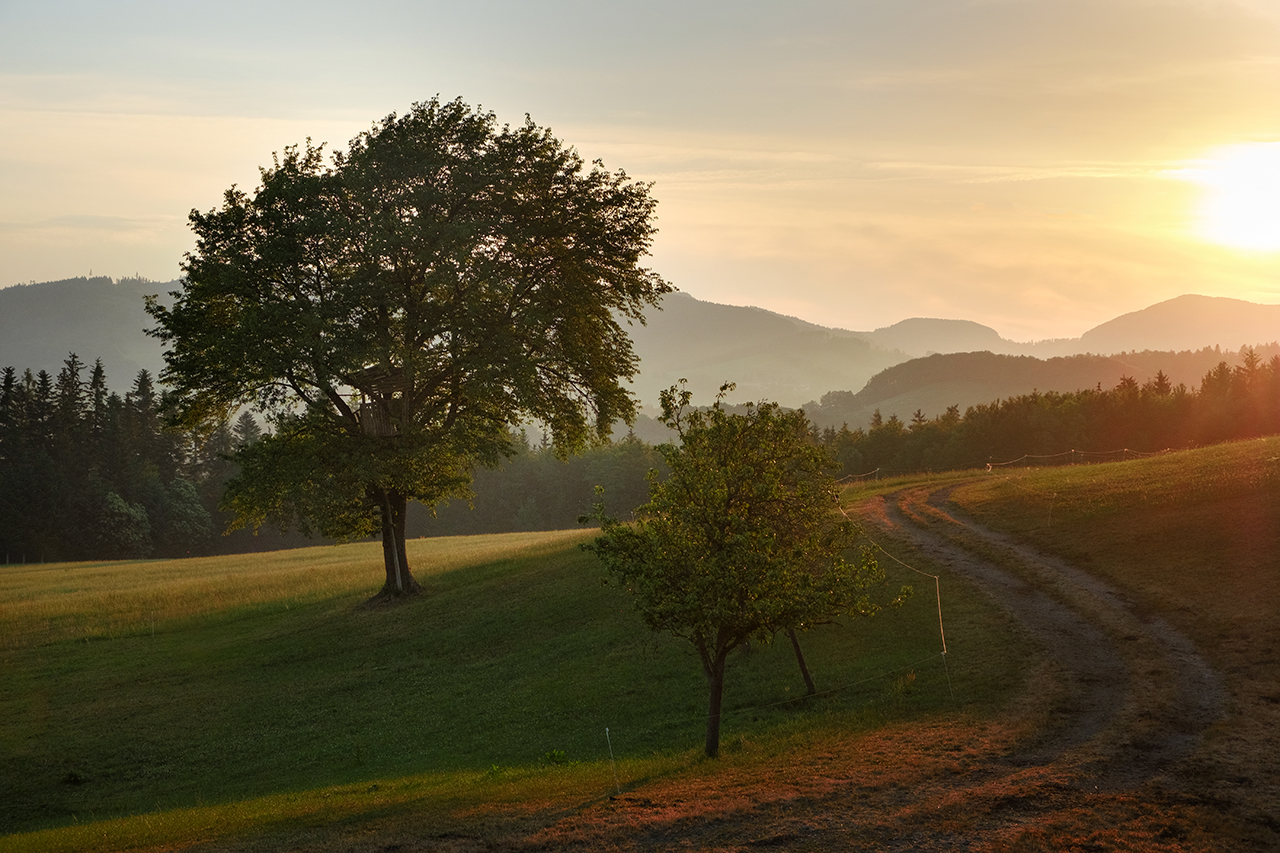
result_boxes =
[585,384,902,758]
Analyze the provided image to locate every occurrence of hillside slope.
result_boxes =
[0,276,166,384]
[623,292,905,407]
[804,345,1279,428]
[2,277,1278,412]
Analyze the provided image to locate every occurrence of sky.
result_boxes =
[2,0,1279,342]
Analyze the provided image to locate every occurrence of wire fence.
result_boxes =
[837,445,1176,483]
[1,528,965,822]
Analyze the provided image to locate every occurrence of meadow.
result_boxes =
[7,436,1278,850]
[0,518,1019,851]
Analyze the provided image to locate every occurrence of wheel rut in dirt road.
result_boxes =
[503,480,1235,852]
[886,484,1226,789]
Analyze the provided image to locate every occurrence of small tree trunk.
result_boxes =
[377,489,420,597]
[704,650,728,758]
[788,628,817,696]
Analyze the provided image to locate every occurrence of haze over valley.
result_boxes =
[3,276,1276,429]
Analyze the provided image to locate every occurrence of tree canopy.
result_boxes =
[146,97,671,595]
[585,384,899,757]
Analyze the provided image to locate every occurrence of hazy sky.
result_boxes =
[3,0,1279,340]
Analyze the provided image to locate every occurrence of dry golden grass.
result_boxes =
[0,530,592,651]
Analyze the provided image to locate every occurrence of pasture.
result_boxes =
[0,521,1014,851]
[950,436,1280,845]
[8,436,1277,850]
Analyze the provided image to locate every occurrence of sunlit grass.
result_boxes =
[949,435,1280,637]
[0,531,590,650]
[840,469,980,504]
[2,754,679,853]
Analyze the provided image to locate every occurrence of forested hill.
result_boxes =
[623,292,906,408]
[803,346,1280,429]
[0,276,167,382]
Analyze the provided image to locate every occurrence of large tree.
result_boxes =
[585,384,902,758]
[146,97,671,595]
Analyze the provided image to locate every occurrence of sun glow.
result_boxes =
[1185,142,1280,252]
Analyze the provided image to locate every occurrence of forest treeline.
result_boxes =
[818,348,1280,477]
[407,432,666,537]
[0,355,277,563]
[0,354,664,562]
[4,349,1280,562]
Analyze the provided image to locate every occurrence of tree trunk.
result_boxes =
[377,489,420,597]
[704,650,728,758]
[788,628,817,696]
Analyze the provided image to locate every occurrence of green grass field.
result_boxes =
[0,518,1020,851]
[9,437,1280,850]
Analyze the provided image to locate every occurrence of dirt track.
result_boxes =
[503,483,1242,852]
[891,484,1226,790]
[271,482,1251,852]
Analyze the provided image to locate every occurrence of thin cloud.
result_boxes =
[866,161,1182,183]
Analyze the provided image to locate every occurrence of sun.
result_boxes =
[1184,142,1280,252]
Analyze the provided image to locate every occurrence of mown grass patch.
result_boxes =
[0,524,1023,849]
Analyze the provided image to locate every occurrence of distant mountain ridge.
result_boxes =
[2,278,1277,425]
[0,276,163,385]
[627,292,1278,412]
[848,294,1280,359]
[622,293,906,408]
[1077,295,1280,355]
